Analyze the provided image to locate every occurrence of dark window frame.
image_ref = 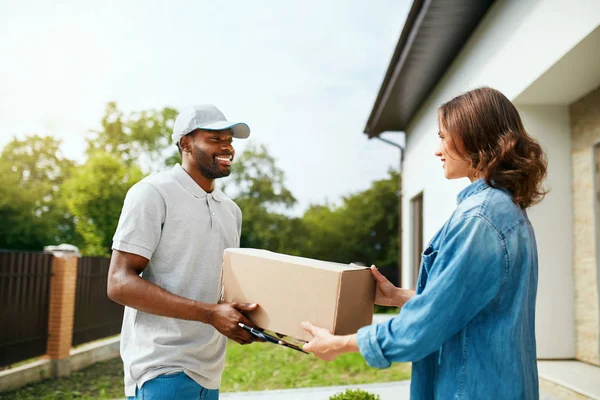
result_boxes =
[410,192,424,289]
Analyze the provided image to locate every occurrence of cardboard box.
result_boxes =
[222,248,376,342]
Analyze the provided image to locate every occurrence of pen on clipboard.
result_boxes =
[238,323,283,344]
[238,323,308,354]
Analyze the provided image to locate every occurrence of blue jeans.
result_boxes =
[127,371,219,400]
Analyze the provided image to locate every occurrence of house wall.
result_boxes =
[518,105,575,359]
[570,86,600,366]
[401,0,600,358]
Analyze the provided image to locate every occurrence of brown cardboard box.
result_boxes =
[222,248,376,342]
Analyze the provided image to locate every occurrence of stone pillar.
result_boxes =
[570,86,600,366]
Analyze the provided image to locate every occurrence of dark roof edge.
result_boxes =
[363,0,429,137]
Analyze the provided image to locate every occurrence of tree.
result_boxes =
[62,152,143,256]
[335,169,400,269]
[222,143,302,252]
[0,135,78,250]
[87,102,179,172]
[224,143,295,209]
[301,170,399,272]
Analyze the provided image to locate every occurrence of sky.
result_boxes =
[0,0,411,215]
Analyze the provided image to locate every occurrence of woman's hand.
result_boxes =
[301,321,358,361]
[371,265,401,306]
[371,265,415,308]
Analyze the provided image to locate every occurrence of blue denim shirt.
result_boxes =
[357,178,539,399]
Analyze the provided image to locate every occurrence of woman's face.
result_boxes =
[435,126,476,181]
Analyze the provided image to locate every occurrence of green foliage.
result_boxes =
[0,135,78,250]
[223,142,303,253]
[374,305,400,314]
[225,142,296,208]
[235,201,309,254]
[86,102,178,171]
[62,152,142,256]
[330,388,381,400]
[0,103,401,281]
[301,170,399,269]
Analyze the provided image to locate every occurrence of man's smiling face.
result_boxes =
[187,128,235,180]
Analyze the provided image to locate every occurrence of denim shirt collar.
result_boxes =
[456,178,489,204]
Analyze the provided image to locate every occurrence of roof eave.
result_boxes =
[363,0,495,138]
[364,0,427,138]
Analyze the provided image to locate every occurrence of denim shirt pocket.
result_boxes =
[417,245,438,294]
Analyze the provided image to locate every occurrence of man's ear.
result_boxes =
[179,135,192,154]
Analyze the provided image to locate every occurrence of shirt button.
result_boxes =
[212,212,216,216]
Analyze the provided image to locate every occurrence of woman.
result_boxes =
[302,87,547,399]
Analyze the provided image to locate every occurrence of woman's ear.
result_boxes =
[469,165,485,180]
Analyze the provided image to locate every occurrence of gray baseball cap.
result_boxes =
[172,104,250,144]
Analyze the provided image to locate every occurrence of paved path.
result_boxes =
[221,381,410,400]
[221,381,560,400]
[221,381,559,400]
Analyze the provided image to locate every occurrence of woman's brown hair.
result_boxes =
[438,87,547,208]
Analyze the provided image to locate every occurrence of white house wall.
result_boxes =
[468,0,600,100]
[401,0,600,358]
[518,105,575,358]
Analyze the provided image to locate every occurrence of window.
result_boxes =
[410,193,423,289]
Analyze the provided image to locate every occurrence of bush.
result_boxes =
[373,305,399,314]
[329,388,381,400]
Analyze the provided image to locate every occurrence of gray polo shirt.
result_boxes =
[112,164,242,396]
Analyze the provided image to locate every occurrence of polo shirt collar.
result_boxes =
[172,164,224,202]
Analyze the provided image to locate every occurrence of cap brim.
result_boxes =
[197,121,250,139]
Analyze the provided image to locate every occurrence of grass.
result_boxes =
[222,340,410,392]
[0,357,123,400]
[0,341,410,399]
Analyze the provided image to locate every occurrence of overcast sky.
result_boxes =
[0,0,411,214]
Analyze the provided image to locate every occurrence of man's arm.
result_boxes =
[107,249,256,344]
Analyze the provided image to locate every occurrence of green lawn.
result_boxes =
[0,341,410,399]
[222,340,410,392]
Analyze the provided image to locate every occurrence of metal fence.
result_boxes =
[72,256,124,346]
[0,251,53,366]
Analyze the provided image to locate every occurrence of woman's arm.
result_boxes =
[303,215,507,365]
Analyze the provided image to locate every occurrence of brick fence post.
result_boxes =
[45,247,80,377]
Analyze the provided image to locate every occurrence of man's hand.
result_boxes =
[371,265,415,308]
[301,321,358,361]
[208,303,259,345]
[107,250,262,342]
